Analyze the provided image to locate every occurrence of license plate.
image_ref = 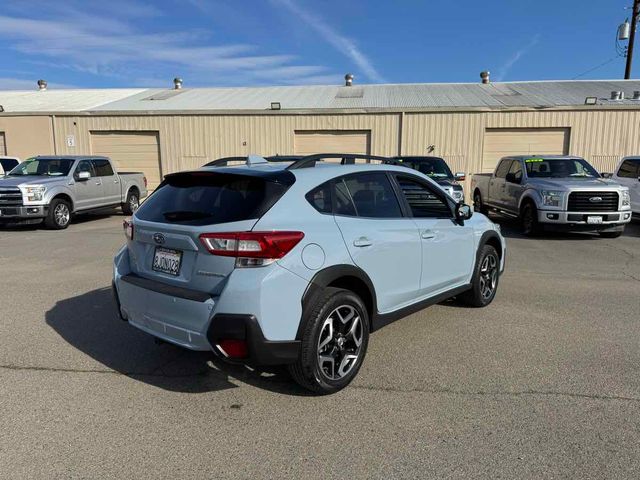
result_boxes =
[587,216,603,224]
[152,247,183,276]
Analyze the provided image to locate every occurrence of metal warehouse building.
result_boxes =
[1,77,640,192]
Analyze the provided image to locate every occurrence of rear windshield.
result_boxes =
[135,172,292,226]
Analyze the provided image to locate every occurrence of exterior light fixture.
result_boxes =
[270,102,281,110]
[584,97,598,105]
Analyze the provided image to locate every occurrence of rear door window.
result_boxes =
[135,172,292,226]
[92,159,115,177]
[343,173,402,218]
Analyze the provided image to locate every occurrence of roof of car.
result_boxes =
[198,159,419,186]
[508,155,585,160]
[33,155,109,160]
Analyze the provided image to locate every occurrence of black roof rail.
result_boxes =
[286,153,397,170]
[204,155,303,168]
[203,156,248,167]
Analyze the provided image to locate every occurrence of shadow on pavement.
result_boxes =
[46,287,311,396]
[488,213,638,240]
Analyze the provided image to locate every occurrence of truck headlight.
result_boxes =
[452,190,464,202]
[541,190,563,207]
[621,190,630,207]
[21,185,46,202]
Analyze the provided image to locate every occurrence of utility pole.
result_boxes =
[625,0,640,78]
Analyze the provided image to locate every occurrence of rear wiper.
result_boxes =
[162,210,214,221]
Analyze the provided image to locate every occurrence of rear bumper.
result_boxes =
[112,246,306,366]
[537,209,632,230]
[112,280,300,364]
[0,205,46,221]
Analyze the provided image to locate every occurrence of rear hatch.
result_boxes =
[128,169,294,293]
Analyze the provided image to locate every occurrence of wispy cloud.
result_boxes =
[0,0,339,87]
[0,77,77,90]
[495,35,541,82]
[270,0,385,83]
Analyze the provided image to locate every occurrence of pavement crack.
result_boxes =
[350,384,640,403]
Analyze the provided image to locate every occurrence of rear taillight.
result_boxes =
[123,218,134,240]
[199,231,304,267]
[143,176,148,188]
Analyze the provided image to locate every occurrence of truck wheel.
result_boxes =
[599,230,623,238]
[289,287,369,395]
[459,244,500,308]
[44,198,72,230]
[473,191,488,214]
[122,190,140,215]
[521,202,540,236]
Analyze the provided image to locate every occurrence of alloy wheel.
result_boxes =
[129,195,139,212]
[317,305,363,381]
[479,253,498,300]
[55,203,70,227]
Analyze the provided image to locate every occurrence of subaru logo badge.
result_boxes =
[153,233,165,245]
[589,196,603,203]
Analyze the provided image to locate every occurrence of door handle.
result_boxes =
[421,230,436,240]
[114,179,119,184]
[353,237,373,247]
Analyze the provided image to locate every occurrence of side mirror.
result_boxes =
[456,203,473,223]
[601,172,613,179]
[455,172,466,181]
[77,171,91,181]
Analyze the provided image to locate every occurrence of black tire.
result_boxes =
[459,244,500,308]
[521,202,540,236]
[44,198,72,230]
[289,287,370,394]
[122,190,140,215]
[473,190,488,215]
[599,230,623,238]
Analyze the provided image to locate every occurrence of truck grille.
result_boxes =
[0,188,23,207]
[567,191,618,212]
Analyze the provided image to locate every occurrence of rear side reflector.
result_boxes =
[123,218,134,240]
[218,339,248,359]
[199,231,304,260]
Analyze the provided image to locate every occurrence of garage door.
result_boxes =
[482,128,570,172]
[294,130,371,159]
[0,132,6,155]
[90,131,162,190]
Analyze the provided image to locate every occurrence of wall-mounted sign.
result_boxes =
[66,135,75,147]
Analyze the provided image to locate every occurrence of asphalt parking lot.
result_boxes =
[1,213,639,479]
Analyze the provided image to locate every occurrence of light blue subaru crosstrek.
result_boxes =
[113,154,506,393]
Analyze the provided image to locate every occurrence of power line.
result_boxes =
[572,56,622,79]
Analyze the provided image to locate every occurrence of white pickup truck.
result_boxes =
[612,157,640,216]
[471,155,632,237]
[0,155,147,229]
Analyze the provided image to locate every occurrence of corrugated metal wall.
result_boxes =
[53,114,400,173]
[27,107,640,200]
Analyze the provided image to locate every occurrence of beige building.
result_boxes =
[1,78,640,193]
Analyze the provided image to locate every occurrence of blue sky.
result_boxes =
[0,0,633,89]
